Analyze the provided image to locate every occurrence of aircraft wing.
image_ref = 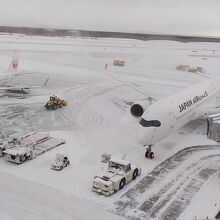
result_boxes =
[0,77,49,94]
[200,105,220,118]
[105,64,210,103]
[105,68,159,103]
[107,73,157,102]
[0,86,30,94]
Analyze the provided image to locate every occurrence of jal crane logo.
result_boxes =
[9,50,20,72]
[12,58,18,70]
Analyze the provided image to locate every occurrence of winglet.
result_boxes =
[8,50,20,73]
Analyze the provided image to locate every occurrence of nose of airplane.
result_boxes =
[136,125,154,145]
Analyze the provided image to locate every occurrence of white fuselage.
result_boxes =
[137,79,220,145]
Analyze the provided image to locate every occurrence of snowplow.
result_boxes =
[45,95,67,110]
[176,64,206,74]
[113,59,125,67]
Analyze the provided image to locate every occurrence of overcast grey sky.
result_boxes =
[0,0,220,36]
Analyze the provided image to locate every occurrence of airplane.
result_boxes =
[104,64,220,159]
[0,50,31,94]
[130,77,220,158]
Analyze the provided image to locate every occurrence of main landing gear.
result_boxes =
[144,145,154,159]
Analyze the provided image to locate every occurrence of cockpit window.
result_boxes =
[108,161,125,171]
[139,118,161,127]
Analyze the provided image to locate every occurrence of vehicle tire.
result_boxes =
[145,151,149,158]
[132,169,138,180]
[60,166,63,170]
[150,152,154,159]
[119,178,126,190]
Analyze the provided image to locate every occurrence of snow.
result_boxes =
[178,172,220,220]
[0,34,220,219]
[110,156,131,166]
[94,177,112,186]
[4,146,30,155]
[0,170,125,220]
[0,0,220,37]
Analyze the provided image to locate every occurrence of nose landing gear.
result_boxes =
[144,145,154,159]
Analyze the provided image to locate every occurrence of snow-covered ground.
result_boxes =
[0,0,220,37]
[0,34,220,220]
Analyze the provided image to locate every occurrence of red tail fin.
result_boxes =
[8,50,20,73]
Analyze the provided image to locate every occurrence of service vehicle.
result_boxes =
[113,59,125,67]
[92,157,141,196]
[0,132,49,157]
[51,153,70,170]
[176,64,190,71]
[4,136,65,164]
[45,95,67,110]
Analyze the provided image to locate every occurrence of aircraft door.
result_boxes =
[168,112,175,128]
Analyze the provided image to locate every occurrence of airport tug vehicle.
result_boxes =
[51,153,70,170]
[45,95,67,110]
[92,157,141,196]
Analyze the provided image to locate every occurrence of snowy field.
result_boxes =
[0,34,220,220]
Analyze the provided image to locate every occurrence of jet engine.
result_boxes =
[130,100,151,118]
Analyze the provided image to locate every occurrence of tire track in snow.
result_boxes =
[57,84,124,131]
[0,84,124,135]
[112,145,220,220]
[0,171,125,220]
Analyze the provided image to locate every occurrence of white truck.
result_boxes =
[51,153,70,170]
[92,157,141,196]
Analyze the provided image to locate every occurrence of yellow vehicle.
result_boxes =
[113,59,125,67]
[176,64,190,71]
[45,95,67,110]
